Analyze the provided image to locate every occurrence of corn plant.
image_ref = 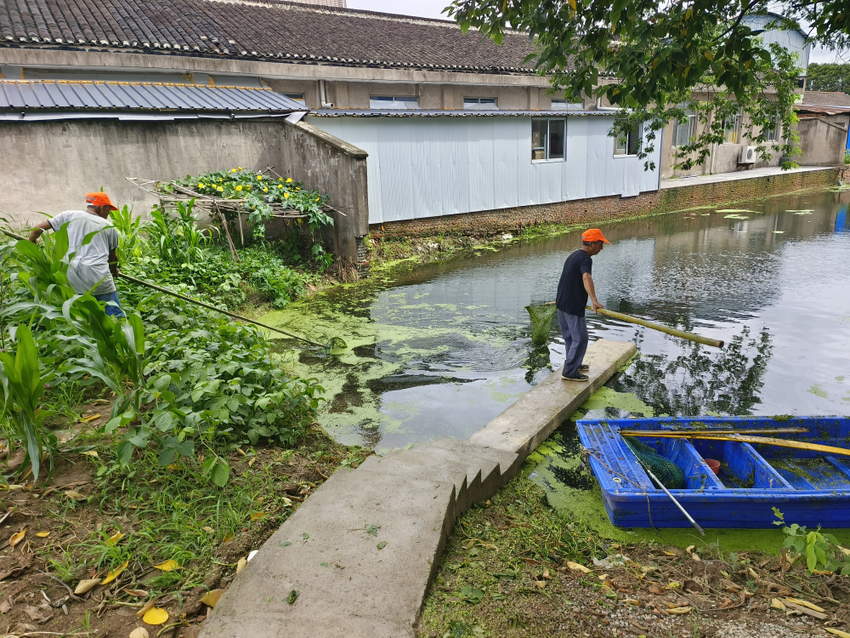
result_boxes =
[145,199,215,265]
[109,205,145,265]
[62,295,146,416]
[0,324,56,482]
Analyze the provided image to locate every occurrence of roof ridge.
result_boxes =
[205,0,464,30]
[0,78,275,91]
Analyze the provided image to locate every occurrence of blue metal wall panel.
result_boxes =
[311,114,661,225]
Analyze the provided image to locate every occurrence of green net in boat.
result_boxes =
[623,437,686,489]
[525,305,557,346]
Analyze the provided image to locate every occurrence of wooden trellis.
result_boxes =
[127,169,344,261]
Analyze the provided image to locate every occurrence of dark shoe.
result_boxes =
[578,364,590,372]
[561,373,589,382]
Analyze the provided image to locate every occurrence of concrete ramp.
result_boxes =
[200,338,636,638]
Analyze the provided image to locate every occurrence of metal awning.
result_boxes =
[309,108,615,118]
[0,80,304,113]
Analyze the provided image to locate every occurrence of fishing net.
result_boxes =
[526,305,557,346]
[623,437,686,489]
[323,336,348,356]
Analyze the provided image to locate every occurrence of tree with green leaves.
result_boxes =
[807,63,850,93]
[447,1,846,171]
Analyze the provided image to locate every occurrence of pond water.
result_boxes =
[265,188,850,455]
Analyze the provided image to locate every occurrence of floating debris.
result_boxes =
[724,214,750,220]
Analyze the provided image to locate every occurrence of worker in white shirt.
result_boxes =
[28,192,123,317]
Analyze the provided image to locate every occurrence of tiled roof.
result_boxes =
[0,80,304,112]
[802,91,850,107]
[0,0,539,74]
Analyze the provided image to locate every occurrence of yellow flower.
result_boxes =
[231,168,238,172]
[217,186,223,192]
[315,197,320,202]
[198,183,205,189]
[219,178,223,182]
[296,187,301,191]
[263,187,268,193]
[284,192,290,198]
[277,185,283,189]
[238,166,242,170]
[286,178,293,183]
[247,185,252,190]
[278,178,283,182]
[257,175,263,180]
[236,185,243,191]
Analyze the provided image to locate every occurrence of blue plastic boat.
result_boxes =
[576,416,850,529]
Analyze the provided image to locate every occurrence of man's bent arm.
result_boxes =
[28,221,52,243]
[108,248,119,277]
[583,272,604,313]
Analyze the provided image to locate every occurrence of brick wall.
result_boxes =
[369,169,839,238]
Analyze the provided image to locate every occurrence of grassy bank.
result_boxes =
[0,179,369,635]
[419,471,850,638]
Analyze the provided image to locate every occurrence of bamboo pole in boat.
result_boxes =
[543,302,724,348]
[619,428,808,437]
[627,432,850,457]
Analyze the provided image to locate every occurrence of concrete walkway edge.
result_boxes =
[200,338,637,638]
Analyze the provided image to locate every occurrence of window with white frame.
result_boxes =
[532,118,566,161]
[463,97,498,110]
[284,93,306,107]
[764,116,780,142]
[673,112,697,147]
[370,95,419,109]
[614,124,642,156]
[723,113,742,144]
[550,99,583,111]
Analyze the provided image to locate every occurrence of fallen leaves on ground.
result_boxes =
[142,607,169,625]
[75,579,100,595]
[9,529,26,548]
[100,560,129,585]
[200,589,225,608]
[153,559,179,572]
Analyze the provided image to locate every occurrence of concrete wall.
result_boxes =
[797,115,850,166]
[266,78,557,110]
[0,118,368,262]
[660,111,786,179]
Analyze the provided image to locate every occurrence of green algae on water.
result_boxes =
[573,386,655,417]
[807,384,828,398]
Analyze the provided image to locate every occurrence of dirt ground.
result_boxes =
[0,405,367,638]
[418,481,850,638]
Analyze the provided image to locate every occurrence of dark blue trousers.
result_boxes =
[557,310,588,377]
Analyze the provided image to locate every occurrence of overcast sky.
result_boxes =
[346,0,844,64]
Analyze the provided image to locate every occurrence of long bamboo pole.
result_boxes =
[544,301,724,348]
[619,428,808,437]
[1,227,332,349]
[628,432,850,458]
[118,274,327,347]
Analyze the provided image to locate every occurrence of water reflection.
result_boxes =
[611,326,773,416]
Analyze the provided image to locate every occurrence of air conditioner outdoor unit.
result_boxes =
[739,146,757,164]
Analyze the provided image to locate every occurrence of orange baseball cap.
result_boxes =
[85,192,118,211]
[582,228,610,244]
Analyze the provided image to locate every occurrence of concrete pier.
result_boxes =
[200,338,637,638]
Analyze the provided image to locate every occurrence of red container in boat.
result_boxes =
[705,459,721,475]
